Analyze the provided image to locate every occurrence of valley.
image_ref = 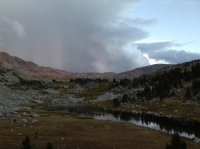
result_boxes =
[0,52,200,148]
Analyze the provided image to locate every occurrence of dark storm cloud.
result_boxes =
[0,0,151,72]
[136,41,175,52]
[118,17,157,27]
[136,41,200,63]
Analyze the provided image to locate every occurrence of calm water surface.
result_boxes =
[42,104,200,139]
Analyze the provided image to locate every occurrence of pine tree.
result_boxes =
[46,142,53,149]
[184,87,192,100]
[165,133,187,149]
[21,136,32,149]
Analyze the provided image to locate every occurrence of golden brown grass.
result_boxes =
[101,98,200,121]
[74,82,112,100]
[0,113,199,149]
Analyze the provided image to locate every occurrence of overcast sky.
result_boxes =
[0,0,200,72]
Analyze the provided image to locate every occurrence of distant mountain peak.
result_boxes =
[0,52,70,80]
[0,52,115,80]
[0,52,37,69]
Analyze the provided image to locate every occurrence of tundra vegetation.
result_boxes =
[0,60,200,148]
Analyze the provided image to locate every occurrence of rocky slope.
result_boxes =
[0,67,85,116]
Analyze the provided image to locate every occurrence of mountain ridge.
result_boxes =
[0,52,174,80]
[0,52,117,80]
[118,64,171,79]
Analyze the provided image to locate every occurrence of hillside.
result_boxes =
[0,52,116,80]
[118,64,171,79]
[0,52,171,80]
[0,52,73,80]
[0,52,200,149]
[0,52,199,82]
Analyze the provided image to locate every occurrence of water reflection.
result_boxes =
[42,104,200,139]
[94,112,200,139]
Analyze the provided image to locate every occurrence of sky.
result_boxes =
[0,0,199,73]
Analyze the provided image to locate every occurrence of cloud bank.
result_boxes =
[136,41,200,64]
[0,0,151,72]
[0,0,199,72]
